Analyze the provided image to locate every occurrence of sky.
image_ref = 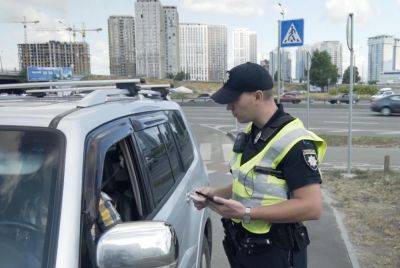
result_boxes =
[1,0,400,80]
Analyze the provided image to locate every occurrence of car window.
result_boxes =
[390,95,400,101]
[134,126,175,205]
[158,123,184,180]
[166,110,194,170]
[0,129,64,268]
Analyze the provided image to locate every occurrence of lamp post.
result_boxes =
[306,50,312,129]
[277,3,285,103]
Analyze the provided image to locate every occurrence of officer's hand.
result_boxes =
[190,187,215,210]
[207,197,245,219]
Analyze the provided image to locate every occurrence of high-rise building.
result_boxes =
[233,28,257,67]
[394,38,400,71]
[18,41,90,76]
[313,41,342,77]
[260,59,269,71]
[249,32,257,64]
[368,35,400,82]
[135,0,166,78]
[269,49,291,82]
[179,23,209,81]
[108,16,136,77]
[295,46,310,82]
[207,25,227,82]
[163,6,179,76]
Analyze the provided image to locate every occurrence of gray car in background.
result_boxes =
[370,94,400,116]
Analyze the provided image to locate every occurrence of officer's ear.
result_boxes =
[254,90,264,102]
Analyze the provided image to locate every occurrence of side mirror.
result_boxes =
[96,221,179,268]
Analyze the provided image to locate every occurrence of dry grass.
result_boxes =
[320,135,400,148]
[323,170,400,268]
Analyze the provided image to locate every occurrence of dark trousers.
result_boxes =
[232,244,307,268]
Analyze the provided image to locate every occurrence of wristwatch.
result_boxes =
[243,207,251,224]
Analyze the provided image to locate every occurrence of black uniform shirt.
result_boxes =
[240,104,322,192]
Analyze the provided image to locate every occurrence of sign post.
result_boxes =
[346,13,354,174]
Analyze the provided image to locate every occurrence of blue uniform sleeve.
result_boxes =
[277,140,322,192]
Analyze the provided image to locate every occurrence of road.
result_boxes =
[182,104,399,267]
[182,103,400,137]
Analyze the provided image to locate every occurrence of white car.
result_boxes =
[0,80,212,268]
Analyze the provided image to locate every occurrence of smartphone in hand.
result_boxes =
[195,191,223,205]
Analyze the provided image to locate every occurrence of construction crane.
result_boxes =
[0,16,40,43]
[58,21,102,43]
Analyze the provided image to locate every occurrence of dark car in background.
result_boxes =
[329,93,359,104]
[277,93,302,104]
[370,94,400,116]
[189,93,213,102]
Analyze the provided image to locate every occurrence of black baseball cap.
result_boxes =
[211,62,273,104]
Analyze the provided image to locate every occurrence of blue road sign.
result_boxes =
[280,19,304,47]
[28,67,73,81]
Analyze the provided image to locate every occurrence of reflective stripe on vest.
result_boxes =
[230,118,326,234]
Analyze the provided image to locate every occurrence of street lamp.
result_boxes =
[306,50,312,129]
[276,3,285,103]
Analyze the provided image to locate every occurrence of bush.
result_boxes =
[335,85,378,95]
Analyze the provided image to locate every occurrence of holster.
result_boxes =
[221,218,241,267]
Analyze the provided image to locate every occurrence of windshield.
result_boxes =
[0,128,64,268]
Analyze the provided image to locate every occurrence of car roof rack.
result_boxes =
[0,79,171,107]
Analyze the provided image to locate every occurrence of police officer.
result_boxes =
[192,62,327,268]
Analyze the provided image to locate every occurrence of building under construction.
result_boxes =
[18,41,91,76]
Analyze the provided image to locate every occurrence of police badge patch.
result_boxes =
[303,149,318,171]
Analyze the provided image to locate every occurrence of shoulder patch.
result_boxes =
[303,149,318,171]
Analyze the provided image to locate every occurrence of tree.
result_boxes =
[342,66,360,84]
[309,50,338,92]
[166,72,174,79]
[174,71,186,81]
[19,68,28,83]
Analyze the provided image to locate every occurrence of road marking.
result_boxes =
[323,121,379,125]
[200,143,212,161]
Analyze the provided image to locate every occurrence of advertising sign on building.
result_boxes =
[27,67,73,81]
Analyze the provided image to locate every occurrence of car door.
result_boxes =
[130,110,206,268]
[389,95,400,112]
[80,117,149,268]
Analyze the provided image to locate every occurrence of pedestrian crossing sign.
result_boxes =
[280,19,304,47]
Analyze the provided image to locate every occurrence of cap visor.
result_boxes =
[211,85,241,104]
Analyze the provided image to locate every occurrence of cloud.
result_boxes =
[90,40,109,75]
[182,0,267,16]
[325,0,373,23]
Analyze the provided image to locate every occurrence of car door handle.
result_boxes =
[185,191,192,203]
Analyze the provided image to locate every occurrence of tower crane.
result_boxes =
[0,16,39,43]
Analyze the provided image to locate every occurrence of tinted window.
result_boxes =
[135,126,174,204]
[167,111,194,170]
[159,124,184,179]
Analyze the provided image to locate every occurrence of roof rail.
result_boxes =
[76,89,129,108]
[0,79,171,107]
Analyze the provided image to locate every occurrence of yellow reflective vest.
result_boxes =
[229,118,327,234]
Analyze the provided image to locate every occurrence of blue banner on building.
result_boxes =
[27,67,73,81]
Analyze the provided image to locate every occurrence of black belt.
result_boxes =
[223,219,308,253]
